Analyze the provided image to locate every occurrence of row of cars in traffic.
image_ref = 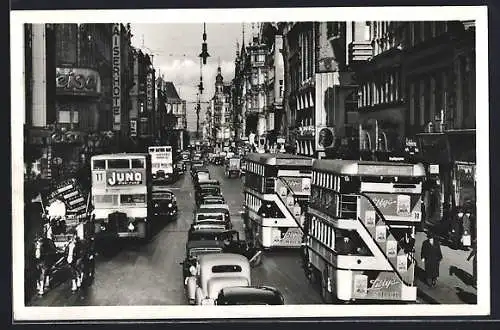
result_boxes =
[181,163,285,305]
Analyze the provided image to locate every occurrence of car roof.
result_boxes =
[198,253,249,265]
[202,195,224,200]
[198,179,219,183]
[199,204,229,210]
[197,207,228,213]
[199,185,220,190]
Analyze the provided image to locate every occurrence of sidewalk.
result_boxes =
[414,231,477,304]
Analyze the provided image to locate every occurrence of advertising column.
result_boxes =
[112,24,121,132]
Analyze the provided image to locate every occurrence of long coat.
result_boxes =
[421,239,443,278]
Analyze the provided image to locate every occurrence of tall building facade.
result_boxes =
[210,65,233,151]
[353,21,475,155]
[281,22,361,158]
[260,23,286,150]
[129,47,155,149]
[24,23,134,181]
[162,81,187,151]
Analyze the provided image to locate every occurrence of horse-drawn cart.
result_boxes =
[32,178,96,296]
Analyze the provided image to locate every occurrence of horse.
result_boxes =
[65,236,86,292]
[33,235,61,295]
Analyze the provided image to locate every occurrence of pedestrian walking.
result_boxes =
[421,232,443,287]
[461,210,472,248]
[467,240,477,286]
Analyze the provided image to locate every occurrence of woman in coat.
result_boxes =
[421,232,443,287]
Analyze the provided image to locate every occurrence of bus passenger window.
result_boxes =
[335,230,372,256]
[257,202,285,218]
[93,160,105,170]
[132,159,145,168]
[108,159,130,169]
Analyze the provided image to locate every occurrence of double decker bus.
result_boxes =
[91,153,151,240]
[243,153,313,249]
[303,159,425,303]
[148,146,174,183]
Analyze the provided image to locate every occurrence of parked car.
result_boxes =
[215,286,285,305]
[151,186,178,219]
[187,253,251,305]
[194,206,231,230]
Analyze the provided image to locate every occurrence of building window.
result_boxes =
[58,110,79,124]
[327,22,340,38]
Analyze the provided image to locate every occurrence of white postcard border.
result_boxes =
[11,6,490,321]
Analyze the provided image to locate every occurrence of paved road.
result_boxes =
[28,164,322,306]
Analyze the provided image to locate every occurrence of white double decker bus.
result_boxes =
[91,153,151,240]
[148,146,174,182]
[303,159,425,303]
[243,153,313,249]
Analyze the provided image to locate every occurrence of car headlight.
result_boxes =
[154,203,159,207]
[100,225,106,231]
[128,223,135,231]
[168,203,172,208]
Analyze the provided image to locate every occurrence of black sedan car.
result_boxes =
[181,239,225,279]
[151,186,178,219]
[195,185,222,206]
[215,286,285,305]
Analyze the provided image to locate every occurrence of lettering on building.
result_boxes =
[56,68,101,95]
[112,24,121,131]
[146,72,153,112]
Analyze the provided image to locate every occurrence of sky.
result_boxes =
[131,23,258,132]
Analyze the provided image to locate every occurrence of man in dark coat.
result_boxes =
[421,232,443,287]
